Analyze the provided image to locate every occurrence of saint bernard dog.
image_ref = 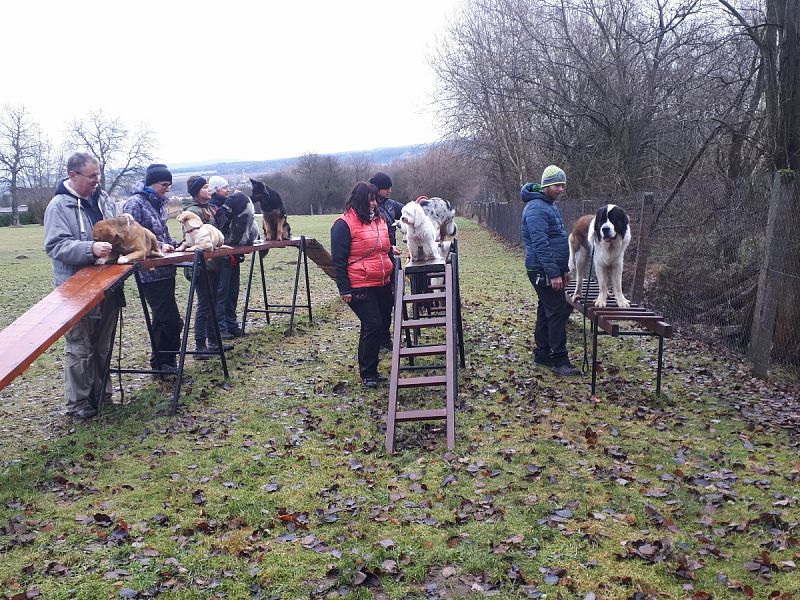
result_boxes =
[568,204,631,308]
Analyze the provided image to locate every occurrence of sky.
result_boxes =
[3,0,462,166]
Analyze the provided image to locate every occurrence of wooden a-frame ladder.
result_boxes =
[385,242,464,453]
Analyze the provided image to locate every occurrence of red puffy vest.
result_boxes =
[339,209,393,288]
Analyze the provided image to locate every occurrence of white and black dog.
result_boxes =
[568,204,631,308]
[400,201,440,262]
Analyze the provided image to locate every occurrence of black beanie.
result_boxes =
[369,172,392,191]
[187,176,207,198]
[145,163,173,186]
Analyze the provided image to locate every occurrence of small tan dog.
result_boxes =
[93,214,163,264]
[175,211,228,252]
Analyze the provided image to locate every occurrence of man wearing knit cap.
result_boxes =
[368,172,404,351]
[124,163,183,375]
[520,165,580,376]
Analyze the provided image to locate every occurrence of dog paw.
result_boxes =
[117,256,130,264]
[95,258,107,265]
[594,297,608,308]
[617,297,630,308]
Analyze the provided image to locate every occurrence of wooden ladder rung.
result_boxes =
[399,344,447,357]
[396,408,447,422]
[402,317,447,329]
[396,375,447,388]
[404,292,446,302]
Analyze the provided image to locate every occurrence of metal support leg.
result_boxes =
[591,317,599,396]
[656,335,664,395]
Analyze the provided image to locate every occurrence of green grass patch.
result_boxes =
[0,216,798,599]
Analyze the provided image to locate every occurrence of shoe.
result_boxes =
[195,340,211,361]
[218,331,234,340]
[534,356,552,367]
[550,363,581,376]
[208,342,234,352]
[361,377,379,389]
[229,327,245,338]
[67,404,98,419]
[160,364,179,374]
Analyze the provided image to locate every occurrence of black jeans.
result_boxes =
[216,257,242,333]
[194,265,220,343]
[528,272,573,364]
[140,277,183,369]
[347,284,394,379]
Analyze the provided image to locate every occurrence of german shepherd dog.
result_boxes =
[249,178,291,241]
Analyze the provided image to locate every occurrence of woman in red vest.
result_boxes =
[331,182,399,388]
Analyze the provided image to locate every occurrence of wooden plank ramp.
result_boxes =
[0,264,132,391]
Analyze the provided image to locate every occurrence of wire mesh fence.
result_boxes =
[461,176,800,369]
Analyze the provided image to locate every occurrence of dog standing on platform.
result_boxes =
[400,201,440,263]
[250,179,291,241]
[93,214,164,264]
[418,196,457,242]
[568,203,631,308]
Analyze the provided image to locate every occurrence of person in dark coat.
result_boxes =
[521,165,580,376]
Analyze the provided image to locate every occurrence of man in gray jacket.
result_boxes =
[44,153,122,418]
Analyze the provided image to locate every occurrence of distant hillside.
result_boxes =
[170,144,430,177]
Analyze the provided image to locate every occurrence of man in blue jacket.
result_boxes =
[521,165,580,376]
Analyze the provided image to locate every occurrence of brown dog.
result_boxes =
[92,214,163,264]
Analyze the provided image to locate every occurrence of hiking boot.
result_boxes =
[218,330,234,340]
[229,327,245,338]
[534,355,552,367]
[208,341,234,352]
[67,404,98,420]
[551,362,581,376]
[195,340,211,361]
[361,377,379,389]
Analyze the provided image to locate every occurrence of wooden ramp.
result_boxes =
[304,238,336,281]
[385,242,465,453]
[565,280,672,395]
[0,265,132,391]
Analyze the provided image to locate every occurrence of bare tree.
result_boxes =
[68,110,154,195]
[0,104,41,226]
[293,153,347,214]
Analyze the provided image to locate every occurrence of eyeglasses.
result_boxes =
[74,171,100,181]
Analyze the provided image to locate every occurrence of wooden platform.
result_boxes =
[0,264,132,390]
[565,281,672,395]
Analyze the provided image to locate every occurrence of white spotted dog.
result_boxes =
[400,201,440,263]
[568,203,631,308]
[417,196,457,242]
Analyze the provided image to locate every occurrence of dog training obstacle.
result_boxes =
[385,241,465,453]
[241,236,334,336]
[565,281,672,395]
[0,264,131,391]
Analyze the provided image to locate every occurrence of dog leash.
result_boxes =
[580,246,595,374]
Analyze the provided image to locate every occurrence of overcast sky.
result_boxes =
[3,0,461,166]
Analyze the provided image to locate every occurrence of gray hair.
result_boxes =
[66,152,98,173]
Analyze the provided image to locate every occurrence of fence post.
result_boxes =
[631,192,655,303]
[748,171,794,377]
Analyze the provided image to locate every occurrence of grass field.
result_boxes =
[0,217,798,599]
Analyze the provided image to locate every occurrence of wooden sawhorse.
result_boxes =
[241,236,312,336]
[565,281,672,396]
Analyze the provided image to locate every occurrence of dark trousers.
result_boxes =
[216,258,241,333]
[528,272,573,364]
[194,266,220,342]
[140,277,183,369]
[347,284,394,379]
